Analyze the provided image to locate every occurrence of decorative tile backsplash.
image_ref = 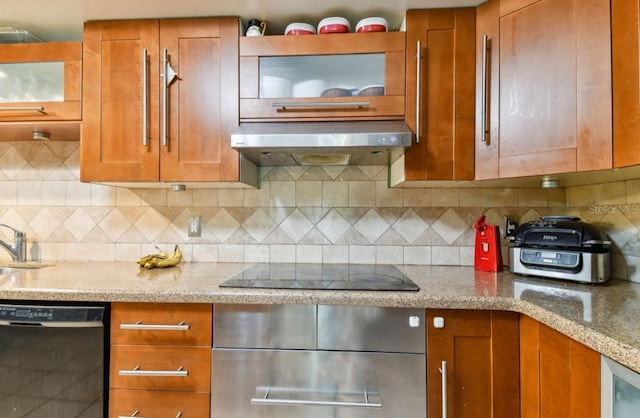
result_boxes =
[1,141,639,282]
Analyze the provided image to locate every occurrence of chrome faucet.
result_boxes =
[0,224,27,262]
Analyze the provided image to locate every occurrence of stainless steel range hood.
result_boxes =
[231,121,413,167]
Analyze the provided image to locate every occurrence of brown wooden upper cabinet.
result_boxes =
[426,309,520,418]
[403,9,476,181]
[475,0,613,180]
[612,0,640,168]
[81,18,240,183]
[0,41,81,141]
[239,32,405,121]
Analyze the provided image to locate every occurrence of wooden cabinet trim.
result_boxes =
[240,32,406,56]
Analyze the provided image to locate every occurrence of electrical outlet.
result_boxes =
[188,215,202,238]
[504,217,517,239]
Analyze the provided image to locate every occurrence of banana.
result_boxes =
[137,246,169,267]
[156,245,183,268]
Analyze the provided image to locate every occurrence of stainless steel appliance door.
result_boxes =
[0,304,106,417]
[601,355,640,418]
[212,348,426,418]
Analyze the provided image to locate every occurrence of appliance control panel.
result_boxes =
[520,249,580,268]
[0,304,104,323]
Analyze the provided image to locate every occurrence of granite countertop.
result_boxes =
[1,261,639,374]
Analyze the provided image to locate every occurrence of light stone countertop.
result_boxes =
[1,261,639,374]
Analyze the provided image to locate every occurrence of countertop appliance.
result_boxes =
[219,263,420,291]
[601,355,640,418]
[231,120,412,166]
[508,216,611,283]
[0,301,108,417]
[211,304,426,418]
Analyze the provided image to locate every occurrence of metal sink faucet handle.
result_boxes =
[0,224,27,262]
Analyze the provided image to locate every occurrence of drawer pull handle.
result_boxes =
[120,321,190,331]
[119,365,189,377]
[272,101,371,109]
[0,106,46,114]
[119,411,182,418]
[251,387,382,409]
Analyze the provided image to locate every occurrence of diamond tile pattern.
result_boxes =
[1,143,640,282]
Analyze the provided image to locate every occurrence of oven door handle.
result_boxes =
[251,387,382,408]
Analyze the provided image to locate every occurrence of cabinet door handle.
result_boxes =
[120,321,190,331]
[0,106,46,114]
[162,49,178,147]
[271,101,371,109]
[119,365,189,377]
[142,48,149,147]
[415,40,422,144]
[440,360,448,418]
[119,411,183,418]
[481,35,490,143]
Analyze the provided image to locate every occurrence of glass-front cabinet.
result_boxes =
[602,356,640,418]
[0,42,81,122]
[239,32,406,121]
[0,41,81,141]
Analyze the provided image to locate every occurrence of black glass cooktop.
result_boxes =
[220,263,420,291]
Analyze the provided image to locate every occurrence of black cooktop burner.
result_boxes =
[220,263,420,291]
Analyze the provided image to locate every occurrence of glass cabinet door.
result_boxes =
[0,62,65,103]
[259,54,385,99]
[239,32,406,120]
[612,375,640,417]
[602,356,640,418]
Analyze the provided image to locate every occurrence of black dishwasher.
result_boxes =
[0,301,108,417]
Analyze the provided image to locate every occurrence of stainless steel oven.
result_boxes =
[0,302,107,417]
[211,304,426,418]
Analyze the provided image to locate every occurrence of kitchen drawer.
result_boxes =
[214,303,316,349]
[109,388,209,418]
[110,345,211,391]
[111,302,212,346]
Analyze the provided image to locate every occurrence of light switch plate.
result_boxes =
[188,215,202,237]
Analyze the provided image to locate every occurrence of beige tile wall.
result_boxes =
[1,141,638,282]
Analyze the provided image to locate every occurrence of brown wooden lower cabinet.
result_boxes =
[109,389,210,418]
[426,309,520,418]
[109,302,213,418]
[520,315,600,418]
